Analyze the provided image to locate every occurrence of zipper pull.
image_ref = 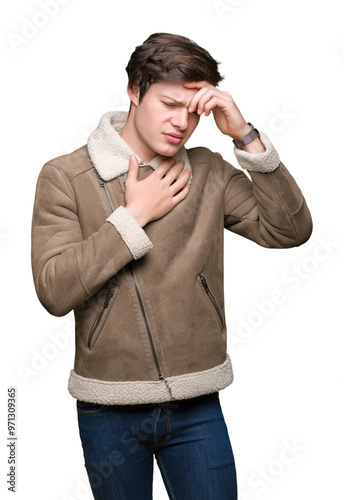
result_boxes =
[199,273,208,291]
[103,284,116,308]
[96,172,105,188]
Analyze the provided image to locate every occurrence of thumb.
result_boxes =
[127,154,139,182]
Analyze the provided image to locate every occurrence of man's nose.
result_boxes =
[171,108,189,130]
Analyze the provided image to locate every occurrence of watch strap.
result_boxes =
[233,123,260,149]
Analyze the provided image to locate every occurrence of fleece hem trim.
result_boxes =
[68,354,233,405]
[234,132,280,173]
[106,206,153,260]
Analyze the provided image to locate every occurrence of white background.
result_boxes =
[1,0,343,498]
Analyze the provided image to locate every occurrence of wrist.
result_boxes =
[232,122,264,151]
[125,204,148,228]
[231,123,252,140]
[242,136,266,153]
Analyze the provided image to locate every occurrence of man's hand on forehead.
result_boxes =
[184,81,251,140]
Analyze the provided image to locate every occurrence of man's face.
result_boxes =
[128,81,201,161]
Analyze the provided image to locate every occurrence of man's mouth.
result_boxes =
[164,133,184,144]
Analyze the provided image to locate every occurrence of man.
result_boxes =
[31,33,312,499]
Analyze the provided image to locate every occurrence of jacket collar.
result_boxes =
[87,111,192,183]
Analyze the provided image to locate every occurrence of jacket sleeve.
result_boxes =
[221,133,313,248]
[31,162,153,317]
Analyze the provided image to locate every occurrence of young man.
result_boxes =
[31,33,312,499]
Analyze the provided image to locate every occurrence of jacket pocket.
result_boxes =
[198,273,225,329]
[87,281,117,350]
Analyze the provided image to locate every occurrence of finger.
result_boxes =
[155,157,178,178]
[169,168,191,195]
[194,89,216,115]
[171,182,190,206]
[188,87,210,114]
[195,89,227,116]
[202,96,219,117]
[163,160,186,184]
[127,155,139,182]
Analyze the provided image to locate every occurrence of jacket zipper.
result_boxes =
[198,273,225,328]
[130,268,164,380]
[87,283,116,349]
[97,172,114,213]
[96,171,164,380]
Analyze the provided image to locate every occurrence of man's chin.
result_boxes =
[156,143,185,158]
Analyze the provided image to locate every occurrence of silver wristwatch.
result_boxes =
[233,123,260,149]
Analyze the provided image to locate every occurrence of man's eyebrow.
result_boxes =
[160,95,187,105]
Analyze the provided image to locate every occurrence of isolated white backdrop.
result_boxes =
[1,0,343,498]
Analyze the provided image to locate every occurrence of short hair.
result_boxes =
[126,32,224,102]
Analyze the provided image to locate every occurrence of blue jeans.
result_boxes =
[76,392,237,499]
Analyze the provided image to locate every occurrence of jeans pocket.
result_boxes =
[76,399,107,414]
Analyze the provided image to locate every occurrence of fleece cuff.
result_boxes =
[106,206,153,260]
[233,132,280,173]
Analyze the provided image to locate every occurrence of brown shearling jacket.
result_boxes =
[31,111,312,405]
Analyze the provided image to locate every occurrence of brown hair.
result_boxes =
[126,33,224,102]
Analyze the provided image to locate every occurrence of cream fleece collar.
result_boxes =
[87,111,192,183]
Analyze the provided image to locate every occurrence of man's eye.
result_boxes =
[163,103,175,108]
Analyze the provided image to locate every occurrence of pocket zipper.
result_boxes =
[198,273,224,328]
[87,283,116,349]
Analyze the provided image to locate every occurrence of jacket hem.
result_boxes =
[68,354,233,405]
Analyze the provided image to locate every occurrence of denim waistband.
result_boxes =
[151,391,219,410]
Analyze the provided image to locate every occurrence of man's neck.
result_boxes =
[120,113,155,163]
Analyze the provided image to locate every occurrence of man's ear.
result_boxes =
[127,84,140,107]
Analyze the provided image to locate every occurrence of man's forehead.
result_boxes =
[153,81,198,104]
